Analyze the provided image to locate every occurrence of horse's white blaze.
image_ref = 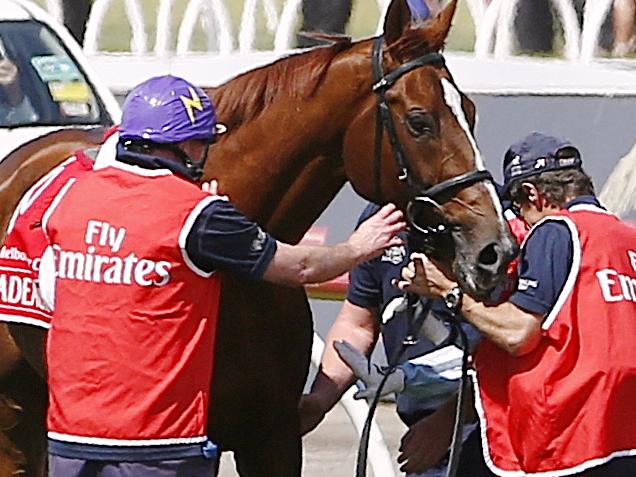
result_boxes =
[440,78,504,218]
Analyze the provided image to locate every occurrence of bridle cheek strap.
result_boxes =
[372,37,445,198]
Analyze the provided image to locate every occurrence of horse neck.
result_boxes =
[207,41,375,243]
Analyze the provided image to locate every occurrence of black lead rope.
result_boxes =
[354,305,470,477]
[355,292,421,477]
[446,321,469,477]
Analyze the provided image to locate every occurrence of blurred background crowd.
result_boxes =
[53,0,636,57]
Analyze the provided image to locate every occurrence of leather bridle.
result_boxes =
[372,35,493,241]
[355,36,488,477]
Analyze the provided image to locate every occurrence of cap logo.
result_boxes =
[534,158,546,169]
[559,157,578,167]
[511,155,521,166]
[180,87,203,125]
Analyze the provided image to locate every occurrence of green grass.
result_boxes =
[33,0,476,52]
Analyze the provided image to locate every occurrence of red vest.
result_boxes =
[490,212,530,304]
[44,162,222,446]
[474,205,636,476]
[0,154,92,328]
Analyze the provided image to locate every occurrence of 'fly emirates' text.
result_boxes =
[56,220,171,287]
[596,250,636,302]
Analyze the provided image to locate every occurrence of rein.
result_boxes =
[354,291,470,477]
[356,36,485,477]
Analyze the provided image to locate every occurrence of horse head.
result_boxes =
[342,0,517,299]
[206,0,516,298]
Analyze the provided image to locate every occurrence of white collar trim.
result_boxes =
[567,203,615,216]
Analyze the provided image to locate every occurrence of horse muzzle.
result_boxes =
[452,227,519,300]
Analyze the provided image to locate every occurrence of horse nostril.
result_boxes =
[478,243,499,267]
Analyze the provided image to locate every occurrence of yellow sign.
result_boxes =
[48,81,91,103]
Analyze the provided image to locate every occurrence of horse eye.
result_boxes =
[406,111,436,137]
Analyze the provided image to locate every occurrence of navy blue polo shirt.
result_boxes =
[347,203,478,423]
[185,200,277,279]
[347,204,454,362]
[509,196,601,316]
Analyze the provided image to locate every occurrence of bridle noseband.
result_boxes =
[372,36,493,240]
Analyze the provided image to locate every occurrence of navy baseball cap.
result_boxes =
[502,132,582,195]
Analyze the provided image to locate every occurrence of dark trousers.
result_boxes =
[298,0,353,47]
[62,0,91,44]
[515,0,554,53]
[514,0,614,53]
[48,455,218,477]
[457,429,636,477]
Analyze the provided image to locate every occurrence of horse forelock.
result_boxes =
[211,39,353,128]
[387,27,445,62]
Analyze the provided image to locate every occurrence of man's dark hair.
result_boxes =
[508,168,595,207]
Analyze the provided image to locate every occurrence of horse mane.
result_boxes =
[211,38,353,128]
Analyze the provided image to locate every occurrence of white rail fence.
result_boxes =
[45,0,617,61]
[468,0,615,61]
[310,332,397,477]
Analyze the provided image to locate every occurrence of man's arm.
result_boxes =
[457,297,542,356]
[398,392,476,474]
[396,221,573,356]
[262,204,405,286]
[185,200,405,285]
[398,256,543,356]
[300,204,388,434]
[299,300,379,435]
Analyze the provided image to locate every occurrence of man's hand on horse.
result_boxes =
[347,204,405,262]
[394,253,456,299]
[201,180,229,201]
[333,340,405,399]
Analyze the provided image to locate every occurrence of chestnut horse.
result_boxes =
[0,1,516,475]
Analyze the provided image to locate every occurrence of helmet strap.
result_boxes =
[162,142,211,182]
[192,142,212,181]
[119,139,211,182]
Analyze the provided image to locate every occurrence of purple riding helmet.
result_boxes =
[119,75,226,179]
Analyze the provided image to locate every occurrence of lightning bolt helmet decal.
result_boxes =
[119,75,227,144]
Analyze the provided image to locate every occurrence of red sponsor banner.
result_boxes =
[300,226,349,301]
[0,258,51,327]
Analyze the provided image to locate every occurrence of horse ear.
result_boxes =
[421,0,457,52]
[384,0,457,56]
[383,0,416,46]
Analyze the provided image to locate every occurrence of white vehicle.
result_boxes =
[0,0,120,159]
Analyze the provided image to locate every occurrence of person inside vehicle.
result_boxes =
[0,52,37,126]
